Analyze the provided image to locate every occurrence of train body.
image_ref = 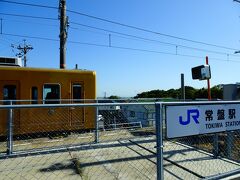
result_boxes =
[0,65,96,135]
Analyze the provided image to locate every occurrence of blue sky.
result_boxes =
[0,0,240,97]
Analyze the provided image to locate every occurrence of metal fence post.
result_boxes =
[155,103,163,180]
[95,100,99,143]
[226,131,233,159]
[213,133,219,158]
[114,116,116,129]
[7,101,13,155]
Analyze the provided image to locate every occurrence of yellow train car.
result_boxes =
[0,66,96,135]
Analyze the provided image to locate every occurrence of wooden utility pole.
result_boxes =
[59,0,68,69]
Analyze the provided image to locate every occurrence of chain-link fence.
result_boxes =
[162,102,240,179]
[0,100,157,179]
[0,100,240,179]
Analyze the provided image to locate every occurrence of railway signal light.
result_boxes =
[192,65,211,80]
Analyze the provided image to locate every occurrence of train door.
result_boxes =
[70,83,85,129]
[0,81,20,135]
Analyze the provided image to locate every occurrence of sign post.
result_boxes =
[206,56,211,100]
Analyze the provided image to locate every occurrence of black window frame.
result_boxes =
[31,86,38,104]
[43,84,61,104]
[72,83,83,103]
[3,85,17,105]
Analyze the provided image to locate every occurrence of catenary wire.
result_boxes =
[0,12,238,57]
[0,0,57,10]
[1,32,239,63]
[0,12,58,20]
[2,18,59,28]
[66,10,239,51]
[0,0,239,51]
[71,22,238,57]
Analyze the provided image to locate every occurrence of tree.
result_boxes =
[108,95,120,99]
[134,89,169,98]
[184,86,196,99]
[194,88,208,99]
[211,86,223,99]
[167,88,179,98]
[134,86,223,100]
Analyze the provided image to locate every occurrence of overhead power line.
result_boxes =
[67,10,239,51]
[0,12,238,57]
[0,0,57,9]
[3,18,60,28]
[2,32,58,42]
[0,0,238,51]
[1,32,239,63]
[0,12,57,20]
[71,22,238,57]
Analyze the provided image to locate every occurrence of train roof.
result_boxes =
[0,66,96,75]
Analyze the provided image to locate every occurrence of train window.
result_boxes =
[43,84,60,104]
[3,85,16,104]
[72,84,82,103]
[31,87,38,104]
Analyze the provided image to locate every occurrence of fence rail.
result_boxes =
[0,100,240,179]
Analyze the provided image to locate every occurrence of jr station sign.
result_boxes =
[166,103,240,138]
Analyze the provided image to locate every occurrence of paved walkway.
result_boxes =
[0,137,239,179]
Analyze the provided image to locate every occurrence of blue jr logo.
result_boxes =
[179,109,200,125]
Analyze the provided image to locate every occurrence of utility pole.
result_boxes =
[11,39,33,67]
[59,0,68,69]
[234,0,240,54]
[0,18,2,34]
[233,0,240,3]
[181,73,185,100]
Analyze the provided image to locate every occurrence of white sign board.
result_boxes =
[166,104,240,138]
